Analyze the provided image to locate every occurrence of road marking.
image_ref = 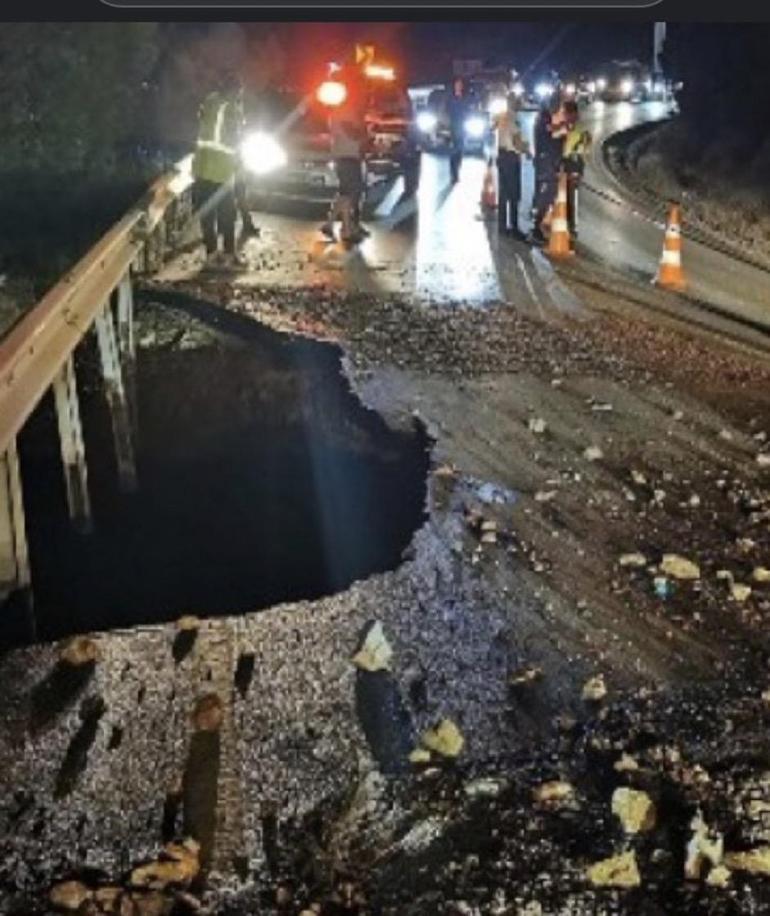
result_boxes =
[515,253,544,321]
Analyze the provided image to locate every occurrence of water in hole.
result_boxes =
[5,297,429,644]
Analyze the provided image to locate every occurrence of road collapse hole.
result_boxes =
[7,294,430,644]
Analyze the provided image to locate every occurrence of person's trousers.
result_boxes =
[497,150,522,232]
[194,179,236,255]
[449,134,464,182]
[565,172,581,236]
[533,157,558,228]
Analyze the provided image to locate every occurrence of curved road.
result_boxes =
[578,101,770,329]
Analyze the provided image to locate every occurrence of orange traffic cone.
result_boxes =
[655,203,686,291]
[481,162,497,211]
[547,171,573,259]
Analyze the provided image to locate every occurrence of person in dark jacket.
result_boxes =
[447,78,468,184]
[528,100,564,245]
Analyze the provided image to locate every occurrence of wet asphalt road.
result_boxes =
[580,101,770,327]
[162,102,770,332]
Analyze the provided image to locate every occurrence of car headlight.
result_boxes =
[535,82,553,100]
[621,79,635,96]
[488,96,507,116]
[596,78,607,92]
[513,82,525,97]
[416,110,437,133]
[587,80,597,94]
[464,116,486,139]
[241,132,288,175]
[564,83,577,96]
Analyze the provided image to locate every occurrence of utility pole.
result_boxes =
[653,22,666,77]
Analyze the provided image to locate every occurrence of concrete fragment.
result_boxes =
[731,583,752,603]
[192,694,224,732]
[420,719,464,758]
[352,621,393,673]
[583,446,603,462]
[612,788,656,834]
[60,637,100,667]
[660,554,701,581]
[685,811,723,880]
[724,846,770,875]
[586,850,641,888]
[753,567,770,583]
[130,839,200,888]
[706,865,732,887]
[533,781,574,805]
[528,417,547,434]
[614,753,640,773]
[582,674,607,702]
[619,553,647,568]
[49,881,92,911]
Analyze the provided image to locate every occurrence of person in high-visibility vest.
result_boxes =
[558,100,592,240]
[192,75,244,264]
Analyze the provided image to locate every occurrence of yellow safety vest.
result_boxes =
[192,92,240,184]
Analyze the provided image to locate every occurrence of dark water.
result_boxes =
[4,298,429,645]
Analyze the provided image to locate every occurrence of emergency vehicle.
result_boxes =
[241,50,420,204]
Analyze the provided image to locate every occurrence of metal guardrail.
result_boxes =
[0,155,195,609]
[0,155,194,456]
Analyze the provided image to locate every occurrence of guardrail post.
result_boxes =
[96,302,137,492]
[52,356,92,533]
[0,438,30,596]
[117,272,138,431]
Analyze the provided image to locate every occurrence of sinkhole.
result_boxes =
[3,296,430,645]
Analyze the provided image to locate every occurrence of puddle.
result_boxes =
[5,297,429,644]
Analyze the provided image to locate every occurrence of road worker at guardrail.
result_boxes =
[192,73,245,267]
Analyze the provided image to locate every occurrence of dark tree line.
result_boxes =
[667,24,770,171]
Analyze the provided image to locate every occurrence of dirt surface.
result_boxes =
[3,268,770,913]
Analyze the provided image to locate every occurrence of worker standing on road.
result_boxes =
[447,78,468,185]
[192,74,243,266]
[559,100,592,240]
[321,73,368,245]
[529,100,564,246]
[493,94,531,238]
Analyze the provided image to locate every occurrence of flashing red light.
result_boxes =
[317,80,348,107]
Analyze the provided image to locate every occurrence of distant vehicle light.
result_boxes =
[564,83,577,96]
[317,80,347,107]
[513,82,525,97]
[535,82,554,100]
[596,77,608,91]
[241,132,287,175]
[416,110,437,133]
[365,64,395,81]
[465,116,486,139]
[620,79,635,96]
[488,96,507,116]
[587,80,597,94]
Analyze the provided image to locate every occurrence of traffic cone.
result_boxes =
[655,203,686,291]
[481,161,497,211]
[547,172,573,259]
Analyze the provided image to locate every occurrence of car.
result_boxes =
[242,65,420,206]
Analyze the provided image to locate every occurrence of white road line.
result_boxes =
[516,253,545,321]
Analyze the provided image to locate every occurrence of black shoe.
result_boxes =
[320,222,335,241]
[528,230,546,247]
[241,221,260,239]
[357,225,371,239]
